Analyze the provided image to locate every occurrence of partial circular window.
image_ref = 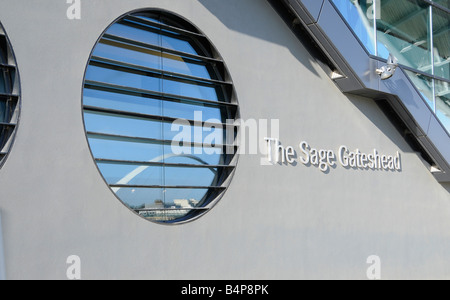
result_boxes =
[0,22,20,168]
[82,10,239,224]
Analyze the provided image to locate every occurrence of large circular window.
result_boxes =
[0,22,20,168]
[82,10,239,224]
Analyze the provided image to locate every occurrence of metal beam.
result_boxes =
[391,7,428,29]
[269,0,450,183]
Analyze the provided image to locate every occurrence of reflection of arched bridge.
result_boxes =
[112,153,218,193]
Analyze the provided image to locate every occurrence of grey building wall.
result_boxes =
[0,0,449,280]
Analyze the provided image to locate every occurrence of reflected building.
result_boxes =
[136,198,201,221]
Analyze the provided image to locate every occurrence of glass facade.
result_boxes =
[0,22,19,167]
[333,0,450,134]
[83,10,239,224]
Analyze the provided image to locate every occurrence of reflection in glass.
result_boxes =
[117,188,164,212]
[0,71,5,94]
[162,55,211,79]
[87,134,164,162]
[0,45,6,64]
[435,79,450,132]
[94,39,162,70]
[432,7,450,80]
[84,111,164,140]
[83,11,237,223]
[83,88,163,117]
[97,161,219,188]
[0,24,19,167]
[333,1,450,135]
[161,34,198,56]
[0,99,6,123]
[107,23,160,48]
[84,88,224,121]
[377,0,431,72]
[0,125,6,150]
[405,70,434,109]
[433,0,450,9]
[332,0,377,54]
[119,187,213,222]
[85,65,161,92]
[98,162,164,186]
[162,77,220,101]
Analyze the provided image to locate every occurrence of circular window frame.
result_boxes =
[0,21,21,171]
[81,8,240,225]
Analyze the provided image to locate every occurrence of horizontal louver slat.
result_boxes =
[90,56,231,87]
[84,80,238,108]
